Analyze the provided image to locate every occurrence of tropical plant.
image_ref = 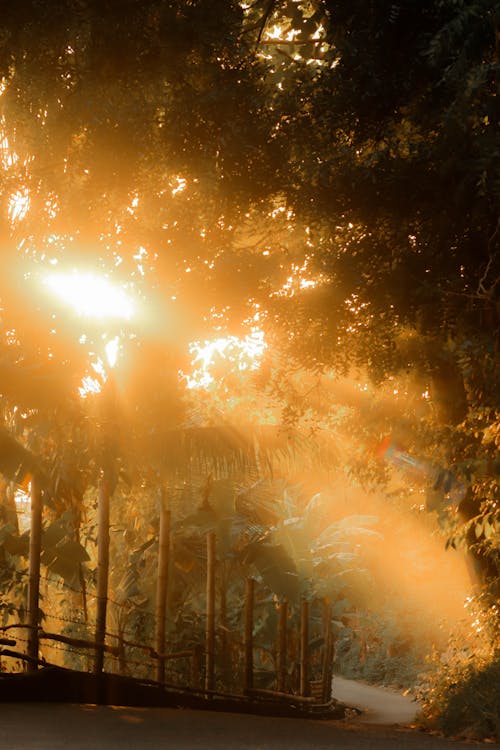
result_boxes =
[418,595,500,740]
[0,0,498,735]
[160,479,381,690]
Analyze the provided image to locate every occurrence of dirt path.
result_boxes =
[332,675,422,725]
[0,703,485,750]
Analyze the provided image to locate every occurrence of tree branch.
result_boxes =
[256,0,277,48]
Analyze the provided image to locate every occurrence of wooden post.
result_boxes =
[191,644,203,688]
[95,476,111,675]
[117,623,127,676]
[219,572,231,688]
[27,477,42,669]
[155,489,171,683]
[205,531,216,692]
[299,599,309,697]
[76,522,88,625]
[244,577,254,691]
[277,599,288,692]
[322,599,334,702]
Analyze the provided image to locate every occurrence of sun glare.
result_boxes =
[265,24,284,40]
[14,487,31,533]
[8,189,30,223]
[184,332,267,389]
[171,176,187,196]
[105,336,120,368]
[44,271,135,321]
[78,375,102,399]
[272,259,321,298]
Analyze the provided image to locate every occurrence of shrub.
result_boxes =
[418,598,499,741]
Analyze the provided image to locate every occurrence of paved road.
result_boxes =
[0,703,487,750]
[332,676,421,725]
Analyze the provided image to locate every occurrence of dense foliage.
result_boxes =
[0,0,498,738]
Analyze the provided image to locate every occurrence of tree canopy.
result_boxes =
[0,0,499,736]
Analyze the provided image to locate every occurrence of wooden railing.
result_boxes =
[0,482,335,709]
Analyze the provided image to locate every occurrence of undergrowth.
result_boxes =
[417,595,499,741]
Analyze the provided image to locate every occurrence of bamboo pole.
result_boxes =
[205,531,216,692]
[219,572,230,687]
[94,476,111,675]
[277,599,288,692]
[244,577,254,691]
[299,599,309,697]
[322,599,334,702]
[77,522,88,625]
[117,622,127,676]
[27,477,42,669]
[191,643,203,688]
[155,489,171,683]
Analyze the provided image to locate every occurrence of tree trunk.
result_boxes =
[244,577,254,691]
[299,599,309,697]
[155,489,170,683]
[27,477,42,670]
[277,599,288,692]
[205,531,216,692]
[321,599,334,702]
[95,476,111,677]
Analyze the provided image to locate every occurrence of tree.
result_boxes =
[0,0,498,733]
[261,0,500,582]
[0,0,290,352]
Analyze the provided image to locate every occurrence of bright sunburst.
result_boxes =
[184,332,267,389]
[44,271,135,321]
